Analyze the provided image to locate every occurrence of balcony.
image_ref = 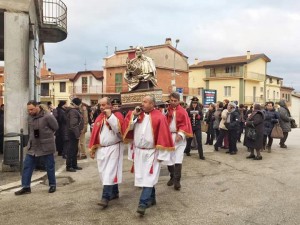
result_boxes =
[206,72,243,79]
[38,0,67,43]
[70,85,103,95]
[244,96,264,105]
[244,72,265,82]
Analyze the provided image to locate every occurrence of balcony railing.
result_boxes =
[70,86,103,95]
[39,0,67,42]
[205,71,265,82]
[245,72,265,81]
[244,96,264,104]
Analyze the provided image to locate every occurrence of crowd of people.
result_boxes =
[13,93,296,217]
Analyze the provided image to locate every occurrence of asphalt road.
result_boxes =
[0,129,300,225]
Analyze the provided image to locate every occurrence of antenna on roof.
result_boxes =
[84,58,87,71]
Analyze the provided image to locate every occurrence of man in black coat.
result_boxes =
[65,98,84,172]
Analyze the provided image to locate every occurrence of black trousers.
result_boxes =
[214,129,227,148]
[279,132,289,146]
[185,128,204,158]
[66,132,79,169]
[228,129,238,153]
[263,134,273,147]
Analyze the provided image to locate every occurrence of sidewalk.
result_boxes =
[0,131,92,192]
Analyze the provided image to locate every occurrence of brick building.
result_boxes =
[103,38,189,101]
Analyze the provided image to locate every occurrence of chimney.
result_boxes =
[247,51,251,60]
[194,58,199,64]
[165,38,172,45]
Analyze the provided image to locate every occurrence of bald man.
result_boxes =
[89,97,124,209]
[123,96,174,216]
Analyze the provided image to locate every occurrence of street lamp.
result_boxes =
[172,39,180,92]
[47,68,55,105]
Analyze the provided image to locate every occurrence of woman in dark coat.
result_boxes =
[278,99,293,148]
[263,101,279,152]
[205,103,216,145]
[245,104,265,160]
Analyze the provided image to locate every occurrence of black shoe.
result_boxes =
[214,145,218,151]
[186,152,191,156]
[98,198,109,208]
[246,154,255,159]
[167,178,174,186]
[49,186,56,193]
[66,168,76,172]
[137,205,146,215]
[199,156,205,160]
[280,144,287,148]
[146,199,156,208]
[230,152,236,155]
[73,166,82,170]
[253,156,263,160]
[225,151,230,154]
[15,187,31,196]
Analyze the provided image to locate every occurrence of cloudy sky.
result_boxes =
[43,0,300,91]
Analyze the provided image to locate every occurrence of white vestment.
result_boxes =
[129,114,171,187]
[167,111,186,165]
[96,114,124,185]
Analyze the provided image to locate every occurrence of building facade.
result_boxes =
[0,0,67,137]
[189,51,271,105]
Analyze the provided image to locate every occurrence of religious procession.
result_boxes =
[10,47,297,219]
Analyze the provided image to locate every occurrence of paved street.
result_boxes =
[0,129,300,225]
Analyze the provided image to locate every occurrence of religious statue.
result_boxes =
[124,46,158,91]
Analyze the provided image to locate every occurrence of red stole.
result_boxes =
[89,112,124,155]
[167,105,193,138]
[122,109,174,151]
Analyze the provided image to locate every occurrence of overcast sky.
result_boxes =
[43,0,300,91]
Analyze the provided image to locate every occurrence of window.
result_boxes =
[277,79,280,84]
[269,78,273,83]
[282,93,285,98]
[198,88,203,96]
[82,77,88,93]
[115,73,123,93]
[60,82,66,92]
[260,87,264,92]
[225,66,236,73]
[224,86,231,97]
[41,83,49,96]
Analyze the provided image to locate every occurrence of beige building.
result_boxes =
[189,51,271,105]
[265,75,283,103]
[291,92,300,126]
[40,72,76,107]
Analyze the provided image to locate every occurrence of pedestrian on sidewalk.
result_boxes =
[166,92,193,191]
[122,95,174,216]
[15,100,58,195]
[65,98,84,172]
[278,99,293,148]
[89,97,124,209]
[78,102,89,160]
[263,101,279,152]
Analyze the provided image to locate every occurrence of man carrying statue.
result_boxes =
[124,46,158,91]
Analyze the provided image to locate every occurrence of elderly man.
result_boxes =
[15,100,58,195]
[89,97,124,209]
[166,92,193,190]
[123,96,174,216]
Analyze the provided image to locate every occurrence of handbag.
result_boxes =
[291,119,298,128]
[246,125,257,141]
[270,123,284,139]
[201,121,208,132]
